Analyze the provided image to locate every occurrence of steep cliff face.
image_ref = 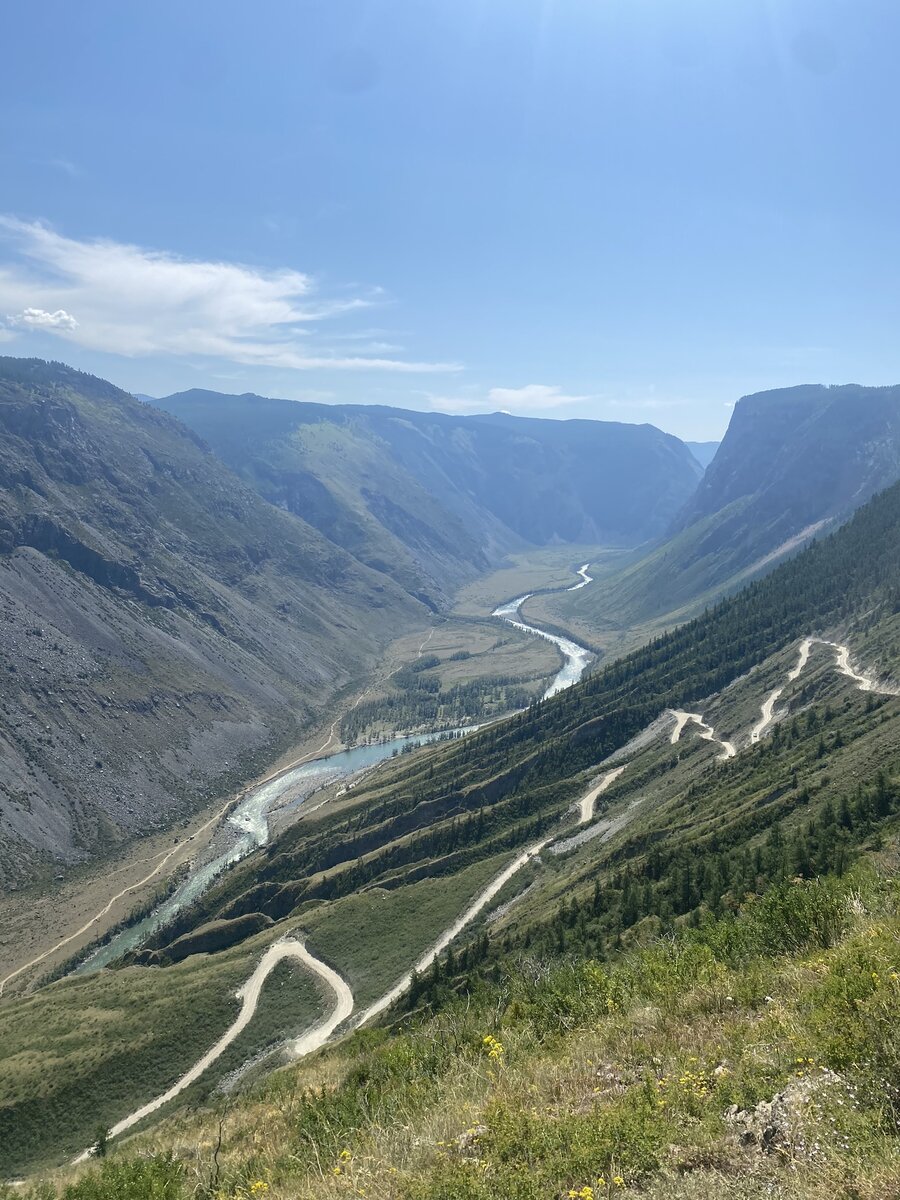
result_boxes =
[555,384,900,631]
[675,384,900,544]
[0,358,424,884]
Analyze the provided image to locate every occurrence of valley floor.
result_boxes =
[0,561,573,997]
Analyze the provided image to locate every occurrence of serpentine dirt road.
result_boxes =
[751,638,897,744]
[70,608,897,1161]
[350,838,552,1029]
[75,725,635,1159]
[578,765,628,823]
[670,711,737,760]
[74,939,352,1163]
[669,638,896,756]
[73,842,554,1160]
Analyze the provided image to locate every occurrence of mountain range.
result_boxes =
[155,390,702,607]
[4,363,900,890]
[0,360,703,884]
[4,402,900,1185]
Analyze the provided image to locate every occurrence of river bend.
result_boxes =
[492,562,594,698]
[73,563,595,973]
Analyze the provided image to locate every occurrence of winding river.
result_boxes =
[492,562,594,698]
[74,728,472,974]
[71,563,595,975]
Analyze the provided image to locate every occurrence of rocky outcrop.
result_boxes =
[724,1068,850,1158]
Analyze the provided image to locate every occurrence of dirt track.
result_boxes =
[68,614,900,1160]
[74,938,351,1162]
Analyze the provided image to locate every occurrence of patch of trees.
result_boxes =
[405,766,900,1013]
[340,664,536,744]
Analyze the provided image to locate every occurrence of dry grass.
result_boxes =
[25,870,900,1200]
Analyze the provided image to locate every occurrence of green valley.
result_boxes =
[3,441,900,1195]
[6,10,900,1197]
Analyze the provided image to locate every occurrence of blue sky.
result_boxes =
[1,0,898,439]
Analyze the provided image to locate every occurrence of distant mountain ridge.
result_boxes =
[685,440,719,469]
[155,390,703,606]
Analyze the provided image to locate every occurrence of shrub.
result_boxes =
[61,1156,184,1200]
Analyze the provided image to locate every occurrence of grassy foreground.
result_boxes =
[0,855,510,1177]
[12,863,900,1200]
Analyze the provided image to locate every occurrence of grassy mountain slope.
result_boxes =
[46,869,900,1200]
[9,476,900,1196]
[0,358,426,885]
[4,476,899,1185]
[533,385,900,645]
[155,391,702,606]
[0,855,509,1175]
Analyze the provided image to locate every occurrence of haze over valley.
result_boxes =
[3,353,900,1192]
[4,4,900,1197]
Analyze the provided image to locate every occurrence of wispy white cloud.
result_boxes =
[40,157,84,178]
[0,218,459,374]
[486,384,590,411]
[326,328,408,354]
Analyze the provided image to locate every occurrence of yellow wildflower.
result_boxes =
[482,1034,505,1062]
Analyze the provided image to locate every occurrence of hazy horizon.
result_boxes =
[3,1,899,439]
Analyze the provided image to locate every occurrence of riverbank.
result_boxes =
[0,650,425,995]
[0,559,600,1006]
